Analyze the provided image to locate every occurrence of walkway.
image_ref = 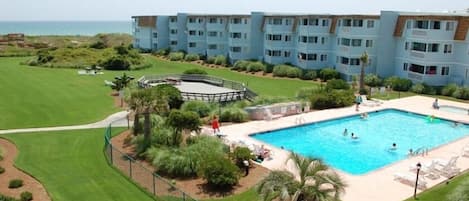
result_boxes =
[0,111,130,135]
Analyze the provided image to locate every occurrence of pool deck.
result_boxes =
[217,96,469,201]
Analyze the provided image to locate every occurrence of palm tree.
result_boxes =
[359,51,369,94]
[258,152,346,201]
[114,73,134,106]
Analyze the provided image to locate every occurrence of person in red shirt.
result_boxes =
[211,115,220,134]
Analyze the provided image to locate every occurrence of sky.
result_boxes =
[1,0,469,21]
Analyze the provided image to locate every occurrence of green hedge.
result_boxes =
[168,52,185,61]
[273,64,302,78]
[247,62,265,72]
[310,89,354,109]
[180,101,212,118]
[232,60,250,71]
[184,53,200,61]
[319,68,340,81]
[183,68,207,75]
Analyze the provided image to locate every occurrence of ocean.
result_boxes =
[0,21,132,36]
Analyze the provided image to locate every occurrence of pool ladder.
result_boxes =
[413,147,429,156]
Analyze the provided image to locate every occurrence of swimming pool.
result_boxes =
[251,109,469,175]
[440,105,469,116]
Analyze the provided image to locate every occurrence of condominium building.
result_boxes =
[132,11,469,86]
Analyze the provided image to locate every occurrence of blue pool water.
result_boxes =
[252,109,469,175]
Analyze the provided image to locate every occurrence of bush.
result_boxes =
[273,65,301,78]
[183,68,207,75]
[220,107,248,123]
[232,60,250,71]
[8,179,23,189]
[364,74,383,87]
[300,70,317,80]
[206,56,216,64]
[200,157,240,187]
[153,48,170,56]
[153,84,183,109]
[184,53,200,61]
[247,62,265,72]
[181,101,212,118]
[100,56,131,70]
[319,68,340,81]
[168,52,185,61]
[442,83,459,96]
[359,88,369,96]
[326,79,350,90]
[214,55,227,66]
[264,63,274,74]
[310,89,354,109]
[232,147,254,167]
[0,194,17,201]
[0,166,4,174]
[20,191,33,201]
[250,96,290,106]
[452,87,469,100]
[296,87,317,100]
[36,50,54,64]
[385,76,412,91]
[286,67,302,78]
[89,41,107,49]
[411,83,436,95]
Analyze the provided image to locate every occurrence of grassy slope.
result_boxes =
[2,129,154,201]
[0,57,120,129]
[404,171,469,201]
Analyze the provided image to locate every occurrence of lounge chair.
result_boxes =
[379,87,386,94]
[433,156,459,168]
[432,156,460,178]
[78,70,87,75]
[360,95,381,107]
[393,172,427,189]
[409,161,440,179]
[462,144,469,157]
[264,108,282,121]
[104,80,115,86]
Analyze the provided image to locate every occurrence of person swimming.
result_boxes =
[343,128,348,136]
[390,143,397,150]
[408,148,413,156]
[351,133,359,139]
[360,112,368,119]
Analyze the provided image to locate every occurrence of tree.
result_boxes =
[113,73,134,106]
[258,152,346,201]
[166,110,201,146]
[359,51,369,94]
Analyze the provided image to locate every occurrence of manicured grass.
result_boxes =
[371,90,469,103]
[0,57,121,129]
[404,171,469,201]
[204,188,260,201]
[2,129,155,201]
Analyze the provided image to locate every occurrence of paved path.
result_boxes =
[0,111,131,135]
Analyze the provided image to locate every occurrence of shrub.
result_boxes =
[364,74,383,87]
[296,87,318,100]
[36,50,54,64]
[232,147,254,167]
[168,52,185,61]
[214,55,227,66]
[385,76,412,91]
[100,56,131,70]
[200,157,240,187]
[273,64,301,78]
[286,67,302,78]
[410,83,425,94]
[310,89,354,109]
[153,48,170,56]
[220,107,248,123]
[452,87,469,100]
[20,191,33,201]
[153,84,183,109]
[8,179,23,189]
[89,41,107,49]
[183,68,207,75]
[300,70,317,80]
[181,101,212,118]
[206,56,216,64]
[264,63,274,74]
[442,83,458,96]
[319,68,340,81]
[0,166,4,174]
[326,79,350,90]
[184,53,200,61]
[247,62,265,72]
[232,60,249,71]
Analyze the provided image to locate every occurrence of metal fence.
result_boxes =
[104,124,197,201]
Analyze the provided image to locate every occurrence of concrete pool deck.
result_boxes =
[217,96,469,201]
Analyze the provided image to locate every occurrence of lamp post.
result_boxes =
[414,162,422,199]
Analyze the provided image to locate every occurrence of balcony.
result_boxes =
[408,72,423,81]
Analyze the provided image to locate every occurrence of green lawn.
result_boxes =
[404,171,469,201]
[0,56,317,129]
[205,188,260,201]
[2,129,155,201]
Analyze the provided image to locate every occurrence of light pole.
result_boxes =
[414,162,422,199]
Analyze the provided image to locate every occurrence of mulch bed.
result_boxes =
[110,131,270,200]
[0,138,51,201]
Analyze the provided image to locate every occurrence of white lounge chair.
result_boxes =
[360,95,381,107]
[409,161,440,179]
[433,156,459,168]
[394,172,427,189]
[379,87,386,94]
[462,144,469,157]
[264,108,282,121]
[432,156,460,178]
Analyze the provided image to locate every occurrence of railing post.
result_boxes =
[129,157,132,178]
[153,174,156,196]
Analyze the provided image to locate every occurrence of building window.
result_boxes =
[409,64,425,74]
[430,21,441,30]
[342,19,352,27]
[285,35,291,42]
[208,44,217,49]
[441,66,449,75]
[284,51,291,57]
[244,18,248,24]
[412,42,427,52]
[219,32,224,37]
[208,31,217,37]
[188,18,196,23]
[350,58,360,66]
[307,54,317,61]
[209,18,217,23]
[446,22,455,31]
[220,19,224,24]
[285,19,292,25]
[425,66,437,75]
[198,31,204,36]
[444,44,452,53]
[230,46,241,52]
[320,54,328,61]
[152,32,158,38]
[170,17,177,23]
[352,19,363,27]
[367,20,374,28]
[189,42,196,48]
[231,32,242,38]
[231,18,241,24]
[341,38,351,46]
[310,18,319,26]
[198,18,203,23]
[405,42,409,50]
[414,20,429,29]
[341,57,349,65]
[170,29,178,34]
[170,40,177,45]
[366,40,373,47]
[406,21,411,29]
[189,30,196,35]
[322,19,329,26]
[403,63,408,71]
[428,43,439,52]
[321,37,326,44]
[267,34,282,41]
[273,50,282,56]
[352,39,362,47]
